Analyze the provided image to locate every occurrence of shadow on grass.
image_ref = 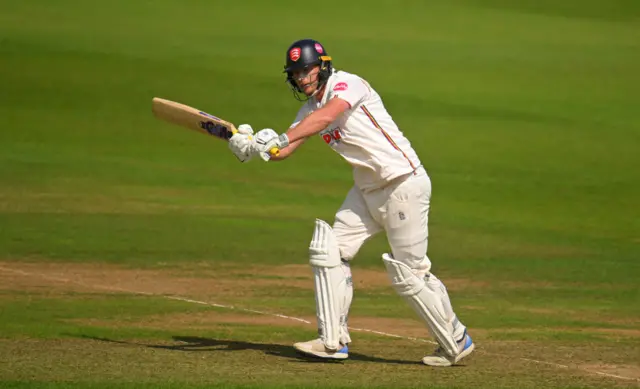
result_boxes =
[79,335,420,365]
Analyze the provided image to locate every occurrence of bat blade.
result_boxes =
[151,97,280,158]
[152,97,237,140]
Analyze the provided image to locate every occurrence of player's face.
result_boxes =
[293,65,320,96]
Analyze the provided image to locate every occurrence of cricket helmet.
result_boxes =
[284,39,332,100]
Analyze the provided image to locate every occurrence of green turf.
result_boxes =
[1,0,639,388]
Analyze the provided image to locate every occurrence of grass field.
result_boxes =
[1,1,639,388]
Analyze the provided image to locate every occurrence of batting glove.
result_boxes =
[236,124,254,136]
[228,133,256,163]
[255,130,289,161]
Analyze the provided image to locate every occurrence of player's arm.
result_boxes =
[284,98,351,144]
[255,79,367,158]
[268,137,307,161]
[254,98,350,160]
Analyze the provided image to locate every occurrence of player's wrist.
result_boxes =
[277,133,290,148]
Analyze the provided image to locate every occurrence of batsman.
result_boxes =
[228,38,474,366]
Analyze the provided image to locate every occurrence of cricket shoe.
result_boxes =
[422,331,475,367]
[293,338,349,360]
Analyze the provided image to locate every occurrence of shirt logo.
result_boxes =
[321,127,343,145]
[333,82,348,91]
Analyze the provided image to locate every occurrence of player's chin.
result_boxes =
[302,86,316,96]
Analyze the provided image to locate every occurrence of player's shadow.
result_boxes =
[80,335,419,365]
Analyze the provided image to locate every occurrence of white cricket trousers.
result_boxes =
[334,166,432,276]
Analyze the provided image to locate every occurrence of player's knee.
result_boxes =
[383,252,432,281]
[309,219,341,268]
[388,246,431,277]
[338,244,357,261]
[334,207,361,229]
[381,253,425,296]
[333,224,362,261]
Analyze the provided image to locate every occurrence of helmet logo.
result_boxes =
[333,82,348,91]
[314,43,324,54]
[289,47,301,62]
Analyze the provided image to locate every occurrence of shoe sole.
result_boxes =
[422,356,454,367]
[293,344,349,360]
[422,341,475,367]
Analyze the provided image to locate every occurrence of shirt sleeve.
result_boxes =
[327,77,369,108]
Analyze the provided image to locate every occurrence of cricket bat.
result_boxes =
[151,97,279,157]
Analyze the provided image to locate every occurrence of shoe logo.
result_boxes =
[398,212,406,221]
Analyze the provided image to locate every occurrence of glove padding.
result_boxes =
[229,124,256,162]
[255,130,290,161]
[254,129,281,161]
[236,124,254,136]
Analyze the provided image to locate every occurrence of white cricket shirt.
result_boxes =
[291,70,422,192]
